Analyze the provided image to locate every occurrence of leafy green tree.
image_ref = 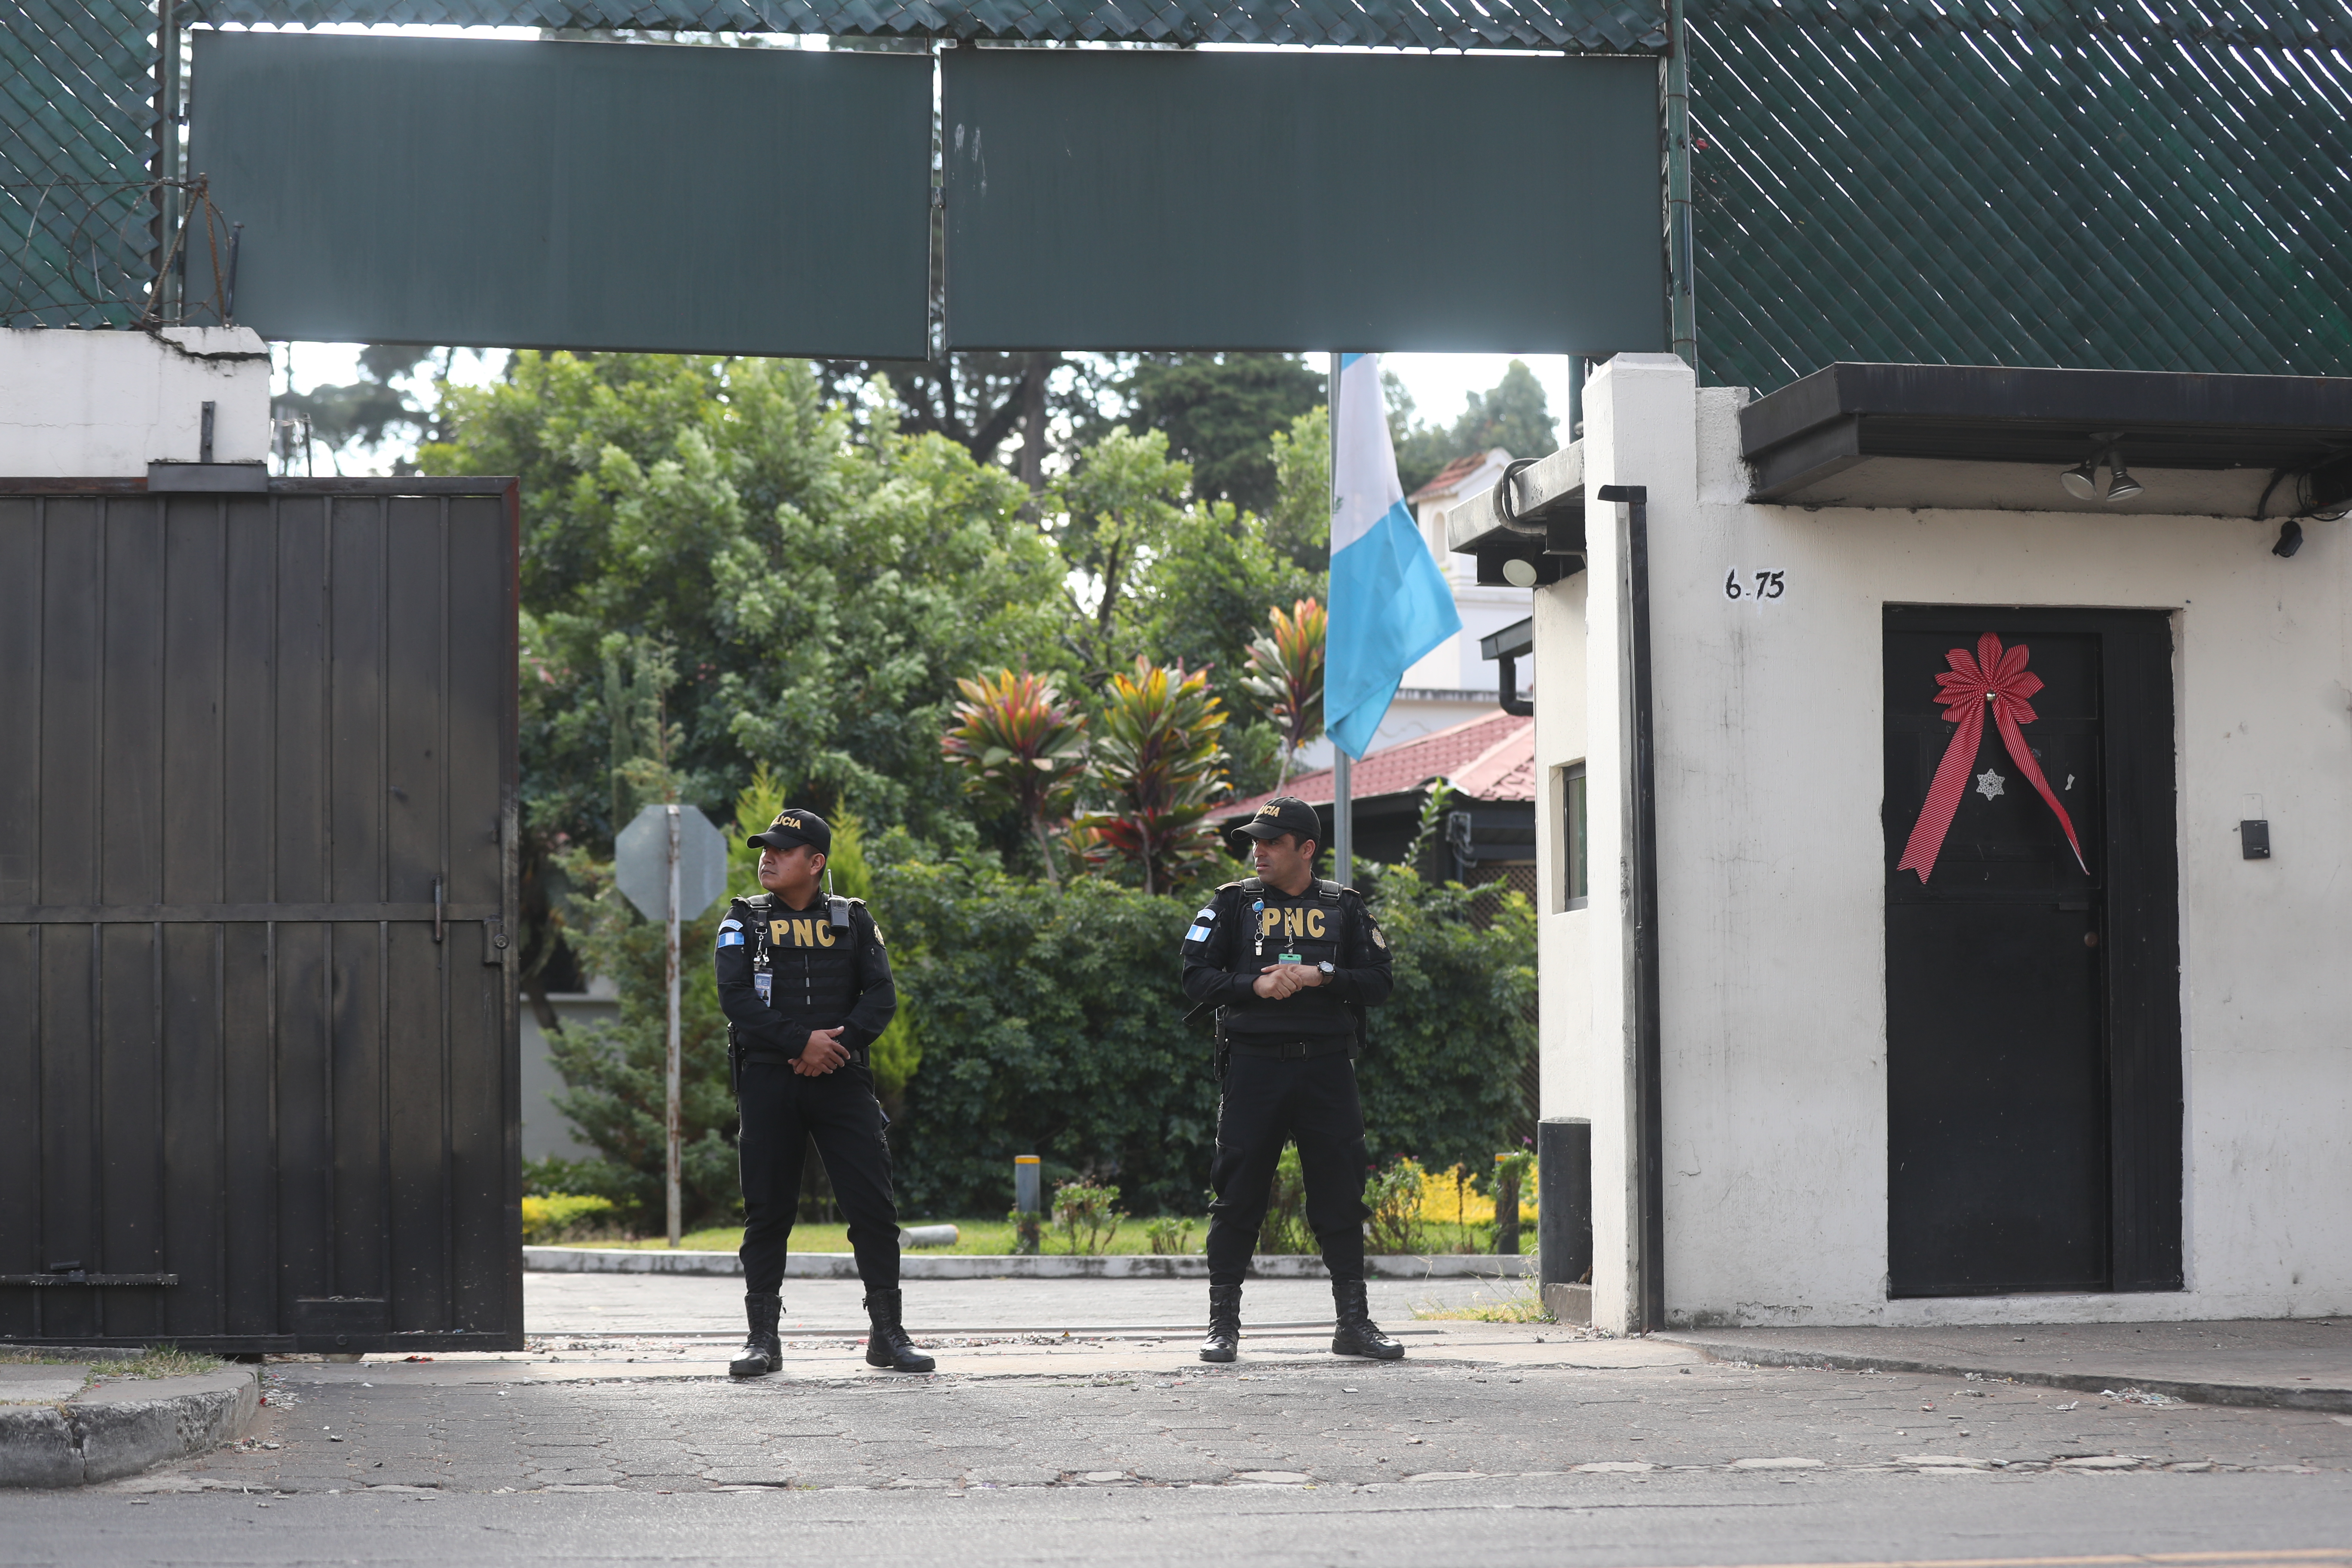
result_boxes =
[823,805,922,1107]
[1385,360,1561,495]
[1454,359,1558,462]
[1351,864,1537,1175]
[536,830,740,1229]
[1075,659,1231,897]
[817,351,1066,489]
[1263,404,1331,577]
[1136,496,1319,688]
[421,352,1065,931]
[1045,426,1189,684]
[1384,372,1454,497]
[1091,353,1329,513]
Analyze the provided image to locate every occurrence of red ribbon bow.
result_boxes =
[1896,633,2086,884]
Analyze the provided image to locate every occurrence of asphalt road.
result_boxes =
[7,1335,2350,1567]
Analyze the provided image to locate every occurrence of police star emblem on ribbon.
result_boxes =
[1897,633,2085,884]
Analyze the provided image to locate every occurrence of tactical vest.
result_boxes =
[1215,876,1364,1044]
[735,891,867,1057]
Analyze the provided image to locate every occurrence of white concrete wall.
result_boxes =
[0,327,271,476]
[521,990,619,1164]
[1538,355,2352,1329]
[1534,568,1590,1128]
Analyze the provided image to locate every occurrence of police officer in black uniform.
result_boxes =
[714,808,934,1378]
[1182,796,1405,1363]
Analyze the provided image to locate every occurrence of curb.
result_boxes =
[1658,1333,2352,1415]
[525,1248,1535,1281]
[0,1367,259,1488]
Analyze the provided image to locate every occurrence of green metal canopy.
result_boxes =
[181,0,1671,51]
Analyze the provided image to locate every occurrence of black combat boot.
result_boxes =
[729,1293,782,1378]
[1199,1283,1242,1364]
[1330,1277,1404,1360]
[862,1289,937,1373]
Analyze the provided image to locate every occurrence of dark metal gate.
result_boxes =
[0,476,522,1354]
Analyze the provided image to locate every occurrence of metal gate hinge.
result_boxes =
[483,917,509,965]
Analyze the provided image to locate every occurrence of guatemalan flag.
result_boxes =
[1326,352,1463,759]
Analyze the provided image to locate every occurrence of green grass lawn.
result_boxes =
[564,1217,1507,1256]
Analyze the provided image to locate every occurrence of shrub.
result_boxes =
[1352,865,1537,1177]
[1144,1216,1197,1254]
[1365,1156,1429,1255]
[1051,1179,1127,1256]
[521,1193,619,1244]
[872,844,1535,1219]
[1256,1143,1312,1254]
[875,851,1222,1216]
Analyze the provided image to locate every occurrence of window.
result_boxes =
[1562,763,1588,911]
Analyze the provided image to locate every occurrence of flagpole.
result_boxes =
[1329,349,1353,887]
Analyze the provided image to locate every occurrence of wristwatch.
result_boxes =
[1318,961,1336,980]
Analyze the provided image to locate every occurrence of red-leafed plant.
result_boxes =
[942,668,1089,888]
[1076,658,1231,897]
[1239,596,1326,792]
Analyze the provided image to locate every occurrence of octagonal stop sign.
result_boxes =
[615,803,730,923]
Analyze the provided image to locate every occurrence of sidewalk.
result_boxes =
[523,1267,1526,1339]
[1661,1319,2352,1413]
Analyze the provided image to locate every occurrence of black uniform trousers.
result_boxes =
[736,1058,900,1297]
[1204,1047,1371,1287]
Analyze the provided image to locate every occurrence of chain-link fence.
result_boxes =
[2,0,167,326]
[1692,0,2352,393]
[1,175,236,327]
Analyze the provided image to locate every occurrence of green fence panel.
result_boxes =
[1689,0,2352,392]
[0,0,158,326]
[191,30,934,356]
[941,49,1667,352]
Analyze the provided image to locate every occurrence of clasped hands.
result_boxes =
[1250,962,1326,1001]
[793,1026,849,1075]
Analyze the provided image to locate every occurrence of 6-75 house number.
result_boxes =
[1724,568,1786,603]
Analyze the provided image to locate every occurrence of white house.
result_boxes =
[1447,353,2352,1332]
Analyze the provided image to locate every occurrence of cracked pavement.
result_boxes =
[8,1276,2350,1567]
[122,1340,2352,1496]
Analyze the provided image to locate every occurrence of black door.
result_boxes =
[1884,607,2180,1298]
[0,479,522,1354]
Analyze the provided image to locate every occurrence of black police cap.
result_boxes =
[1230,796,1321,848]
[747,808,831,857]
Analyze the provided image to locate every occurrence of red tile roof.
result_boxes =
[1223,710,1534,817]
[1407,451,1492,504]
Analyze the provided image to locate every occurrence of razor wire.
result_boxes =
[0,176,236,328]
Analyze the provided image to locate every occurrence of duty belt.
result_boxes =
[1228,1037,1351,1060]
[743,1043,870,1069]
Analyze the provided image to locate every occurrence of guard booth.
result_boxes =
[1456,355,2352,1332]
[0,472,524,1355]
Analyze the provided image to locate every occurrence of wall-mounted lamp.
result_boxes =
[2059,432,2144,503]
[2104,456,2143,503]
